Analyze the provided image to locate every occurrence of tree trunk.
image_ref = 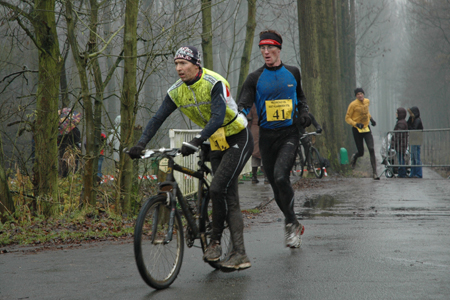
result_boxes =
[237,0,257,97]
[118,0,139,214]
[33,0,62,215]
[66,0,95,206]
[340,0,356,149]
[297,0,346,170]
[201,0,213,69]
[0,133,14,222]
[88,0,104,205]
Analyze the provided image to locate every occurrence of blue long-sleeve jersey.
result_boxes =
[238,63,308,129]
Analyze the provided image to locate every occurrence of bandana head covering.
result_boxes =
[174,46,201,66]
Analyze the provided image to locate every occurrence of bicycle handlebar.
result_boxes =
[300,132,322,139]
[125,141,206,159]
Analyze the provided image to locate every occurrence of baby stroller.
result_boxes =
[380,133,411,178]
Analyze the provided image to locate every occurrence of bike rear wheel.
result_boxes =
[310,147,324,178]
[134,195,184,290]
[199,192,233,269]
[291,147,304,177]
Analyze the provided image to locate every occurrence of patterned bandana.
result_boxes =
[174,46,202,66]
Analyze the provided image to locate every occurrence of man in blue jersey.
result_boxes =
[238,30,311,248]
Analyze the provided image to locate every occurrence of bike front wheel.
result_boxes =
[310,147,324,179]
[199,192,233,269]
[134,195,184,290]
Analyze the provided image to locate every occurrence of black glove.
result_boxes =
[356,123,364,129]
[299,111,311,127]
[181,137,203,157]
[128,142,145,159]
[316,128,322,134]
[370,118,377,127]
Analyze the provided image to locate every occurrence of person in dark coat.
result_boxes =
[391,107,408,178]
[57,127,81,177]
[407,106,424,178]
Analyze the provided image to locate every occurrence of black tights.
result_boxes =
[259,126,300,225]
[352,127,377,173]
[209,127,253,254]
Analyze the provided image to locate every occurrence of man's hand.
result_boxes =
[180,137,203,157]
[356,123,364,129]
[299,111,311,127]
[128,143,145,159]
[316,128,323,134]
[370,118,377,126]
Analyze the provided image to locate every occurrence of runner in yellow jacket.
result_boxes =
[345,88,380,180]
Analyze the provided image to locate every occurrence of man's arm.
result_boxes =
[237,70,260,114]
[345,102,356,127]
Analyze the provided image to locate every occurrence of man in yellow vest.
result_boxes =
[128,46,253,271]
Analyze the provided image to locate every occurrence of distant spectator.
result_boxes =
[391,107,408,178]
[107,115,121,167]
[97,132,107,183]
[407,106,424,178]
[57,126,81,177]
[57,108,82,177]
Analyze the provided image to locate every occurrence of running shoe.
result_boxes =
[285,223,304,248]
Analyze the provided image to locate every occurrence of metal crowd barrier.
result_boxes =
[380,128,450,178]
[169,129,252,196]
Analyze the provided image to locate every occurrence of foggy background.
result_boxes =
[1,0,449,174]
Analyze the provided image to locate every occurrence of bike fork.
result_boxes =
[162,191,177,244]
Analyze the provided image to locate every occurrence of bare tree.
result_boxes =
[237,0,257,97]
[0,0,62,215]
[0,132,14,222]
[201,0,214,69]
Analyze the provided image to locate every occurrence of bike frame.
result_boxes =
[152,148,211,246]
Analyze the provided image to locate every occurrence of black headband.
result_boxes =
[259,32,282,49]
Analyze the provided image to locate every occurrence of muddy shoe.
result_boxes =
[220,252,251,271]
[373,173,380,180]
[285,223,304,248]
[252,178,259,184]
[203,240,221,262]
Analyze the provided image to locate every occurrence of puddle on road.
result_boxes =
[303,194,339,209]
[297,194,450,219]
[298,194,355,218]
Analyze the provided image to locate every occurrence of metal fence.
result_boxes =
[380,128,450,177]
[169,129,252,196]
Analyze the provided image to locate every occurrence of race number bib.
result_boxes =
[209,127,230,151]
[357,126,370,133]
[265,99,293,122]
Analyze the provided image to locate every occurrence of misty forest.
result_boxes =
[0,0,449,227]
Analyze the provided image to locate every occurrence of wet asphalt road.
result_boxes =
[1,167,449,300]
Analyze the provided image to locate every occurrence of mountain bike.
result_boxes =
[131,142,232,290]
[291,131,324,178]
